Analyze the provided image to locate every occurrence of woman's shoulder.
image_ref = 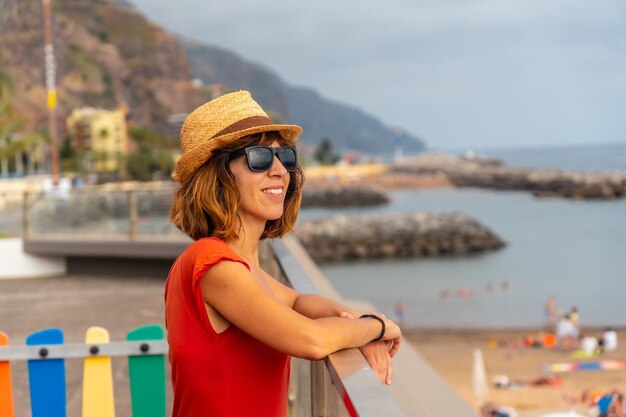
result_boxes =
[188,237,233,256]
[185,237,248,269]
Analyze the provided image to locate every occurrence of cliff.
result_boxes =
[0,0,425,154]
[0,0,205,135]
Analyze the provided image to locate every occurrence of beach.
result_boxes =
[407,328,626,417]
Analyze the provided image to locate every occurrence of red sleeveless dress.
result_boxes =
[165,237,290,417]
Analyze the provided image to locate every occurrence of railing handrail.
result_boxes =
[21,187,176,239]
[269,237,405,417]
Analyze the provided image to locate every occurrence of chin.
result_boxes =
[267,211,284,221]
[264,206,285,221]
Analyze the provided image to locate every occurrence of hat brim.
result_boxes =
[172,123,302,183]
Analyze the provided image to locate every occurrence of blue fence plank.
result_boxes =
[26,329,67,417]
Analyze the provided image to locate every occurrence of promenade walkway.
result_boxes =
[0,273,171,417]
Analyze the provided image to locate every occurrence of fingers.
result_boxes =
[379,341,392,385]
[360,342,393,385]
[371,344,385,384]
[385,345,393,385]
[373,348,385,383]
[389,335,402,357]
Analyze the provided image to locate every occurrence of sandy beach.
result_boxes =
[408,328,626,417]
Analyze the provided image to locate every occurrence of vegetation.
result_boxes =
[58,124,177,182]
[313,137,340,165]
[0,66,45,172]
[125,126,176,181]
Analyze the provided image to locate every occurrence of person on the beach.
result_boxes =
[609,393,626,417]
[394,301,405,329]
[580,334,599,356]
[544,295,557,330]
[556,314,578,349]
[599,392,617,417]
[165,91,402,417]
[569,306,580,330]
[602,327,618,352]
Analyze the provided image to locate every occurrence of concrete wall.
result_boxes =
[0,238,66,279]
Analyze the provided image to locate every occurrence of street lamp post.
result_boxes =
[43,0,59,186]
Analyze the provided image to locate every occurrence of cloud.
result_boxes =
[131,0,626,148]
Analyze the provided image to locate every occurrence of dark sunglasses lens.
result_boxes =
[277,148,297,172]
[247,147,274,171]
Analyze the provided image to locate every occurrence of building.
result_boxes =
[66,107,128,174]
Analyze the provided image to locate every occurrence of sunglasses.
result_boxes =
[228,146,298,173]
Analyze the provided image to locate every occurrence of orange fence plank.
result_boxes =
[0,332,15,417]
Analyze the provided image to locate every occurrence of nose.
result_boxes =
[268,154,288,177]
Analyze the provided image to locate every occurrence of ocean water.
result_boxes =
[302,144,626,329]
[481,143,626,172]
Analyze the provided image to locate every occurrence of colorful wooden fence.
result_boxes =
[0,325,168,417]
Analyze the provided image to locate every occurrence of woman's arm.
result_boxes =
[258,267,400,385]
[265,275,400,354]
[264,273,365,319]
[200,260,400,361]
[294,293,364,319]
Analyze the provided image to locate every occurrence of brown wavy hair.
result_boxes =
[170,132,304,241]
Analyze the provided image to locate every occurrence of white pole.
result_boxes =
[472,348,488,408]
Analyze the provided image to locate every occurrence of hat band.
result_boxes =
[212,116,274,138]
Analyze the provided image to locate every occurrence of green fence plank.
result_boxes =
[127,325,166,417]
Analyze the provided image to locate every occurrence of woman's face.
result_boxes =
[229,140,291,227]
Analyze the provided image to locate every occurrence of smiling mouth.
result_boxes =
[262,188,284,196]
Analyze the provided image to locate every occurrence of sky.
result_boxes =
[130,0,626,150]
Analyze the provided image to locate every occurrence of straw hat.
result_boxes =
[172,90,302,183]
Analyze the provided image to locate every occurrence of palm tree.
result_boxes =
[0,67,45,176]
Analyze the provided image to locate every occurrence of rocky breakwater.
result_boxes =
[393,153,626,200]
[301,185,390,207]
[295,212,505,263]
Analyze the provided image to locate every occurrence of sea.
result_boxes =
[301,143,626,329]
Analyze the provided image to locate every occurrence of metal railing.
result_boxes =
[21,186,178,239]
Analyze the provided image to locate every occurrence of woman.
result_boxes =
[166,91,401,417]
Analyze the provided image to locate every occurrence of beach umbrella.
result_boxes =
[472,348,488,406]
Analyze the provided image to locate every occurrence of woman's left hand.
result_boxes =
[340,312,393,385]
[359,341,393,385]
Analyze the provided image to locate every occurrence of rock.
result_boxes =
[301,185,389,207]
[295,212,505,263]
[393,153,626,200]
